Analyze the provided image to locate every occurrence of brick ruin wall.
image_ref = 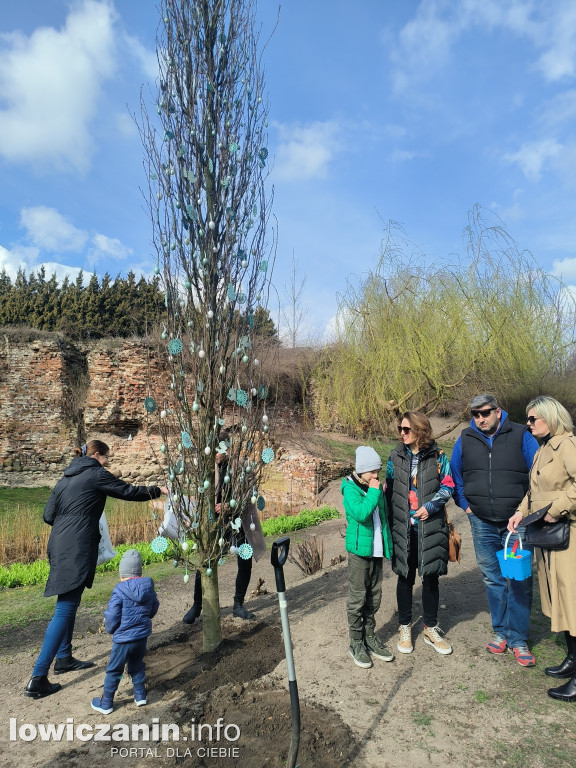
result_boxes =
[0,336,348,512]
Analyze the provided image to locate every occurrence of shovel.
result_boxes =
[271,537,301,768]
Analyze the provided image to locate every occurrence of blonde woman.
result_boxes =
[509,396,576,702]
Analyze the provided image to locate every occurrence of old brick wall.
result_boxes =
[0,335,346,509]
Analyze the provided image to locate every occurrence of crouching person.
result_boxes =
[342,446,394,668]
[91,549,159,714]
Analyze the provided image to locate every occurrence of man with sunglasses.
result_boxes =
[450,394,539,666]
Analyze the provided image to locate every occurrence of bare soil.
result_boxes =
[0,482,575,768]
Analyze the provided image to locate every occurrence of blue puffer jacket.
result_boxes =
[104,577,159,643]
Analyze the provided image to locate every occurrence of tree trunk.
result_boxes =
[201,566,222,652]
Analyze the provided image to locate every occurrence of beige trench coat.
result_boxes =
[518,432,576,634]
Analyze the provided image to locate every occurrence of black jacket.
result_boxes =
[460,420,530,522]
[387,442,449,579]
[43,457,161,597]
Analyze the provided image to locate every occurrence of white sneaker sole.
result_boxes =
[369,650,395,662]
[423,637,452,655]
[397,643,414,654]
[349,649,372,668]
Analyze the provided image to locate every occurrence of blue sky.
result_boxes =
[2,1,576,342]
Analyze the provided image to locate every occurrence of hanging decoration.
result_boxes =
[151,536,169,554]
[144,397,157,414]
[238,542,253,560]
[167,338,183,355]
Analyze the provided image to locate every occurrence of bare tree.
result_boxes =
[139,0,275,651]
[281,252,308,348]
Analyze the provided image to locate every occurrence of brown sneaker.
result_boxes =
[423,625,452,655]
[397,624,414,654]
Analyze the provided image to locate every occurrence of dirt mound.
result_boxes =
[1,492,576,768]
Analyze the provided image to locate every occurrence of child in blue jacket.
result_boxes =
[91,549,159,714]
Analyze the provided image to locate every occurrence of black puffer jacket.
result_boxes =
[387,442,449,579]
[43,457,162,597]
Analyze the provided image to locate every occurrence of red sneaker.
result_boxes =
[510,646,536,667]
[486,635,507,654]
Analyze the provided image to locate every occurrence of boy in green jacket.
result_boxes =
[341,446,394,668]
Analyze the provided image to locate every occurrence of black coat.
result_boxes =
[43,457,161,597]
[387,442,449,579]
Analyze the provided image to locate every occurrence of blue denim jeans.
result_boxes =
[32,584,85,676]
[467,513,533,648]
[103,638,148,700]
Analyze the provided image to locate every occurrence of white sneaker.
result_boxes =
[423,625,452,655]
[397,624,413,654]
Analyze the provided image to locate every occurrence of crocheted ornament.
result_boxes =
[144,397,157,413]
[151,536,169,554]
[167,338,183,355]
[238,543,253,560]
[181,431,193,449]
[261,447,274,464]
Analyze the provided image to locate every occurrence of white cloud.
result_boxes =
[551,257,576,281]
[504,139,563,180]
[0,244,24,279]
[124,33,158,80]
[35,261,85,284]
[273,121,342,181]
[88,233,133,266]
[20,206,88,252]
[390,0,576,92]
[0,0,118,172]
[0,242,83,285]
[535,3,576,81]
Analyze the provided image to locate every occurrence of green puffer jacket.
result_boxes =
[341,475,393,558]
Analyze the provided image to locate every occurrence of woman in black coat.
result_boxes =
[25,440,167,699]
[385,412,455,657]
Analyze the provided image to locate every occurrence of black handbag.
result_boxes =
[523,503,570,551]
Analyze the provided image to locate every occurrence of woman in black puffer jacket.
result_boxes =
[25,439,167,699]
[386,412,455,657]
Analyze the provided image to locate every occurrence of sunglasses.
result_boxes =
[398,425,412,434]
[471,407,496,419]
[526,415,541,425]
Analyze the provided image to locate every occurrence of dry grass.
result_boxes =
[288,536,324,575]
[0,499,159,566]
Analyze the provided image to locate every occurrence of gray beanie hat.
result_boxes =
[355,446,382,474]
[119,549,142,578]
[470,393,498,410]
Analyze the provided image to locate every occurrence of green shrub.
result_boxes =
[261,506,339,537]
[0,541,171,589]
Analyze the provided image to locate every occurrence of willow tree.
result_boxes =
[315,208,576,435]
[139,0,275,651]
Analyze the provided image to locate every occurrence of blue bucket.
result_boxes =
[496,531,532,581]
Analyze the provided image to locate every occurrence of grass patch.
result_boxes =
[413,712,433,727]
[0,541,172,588]
[260,506,339,537]
[0,559,177,630]
[0,486,51,509]
[474,690,490,703]
[493,731,575,768]
[322,437,396,464]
